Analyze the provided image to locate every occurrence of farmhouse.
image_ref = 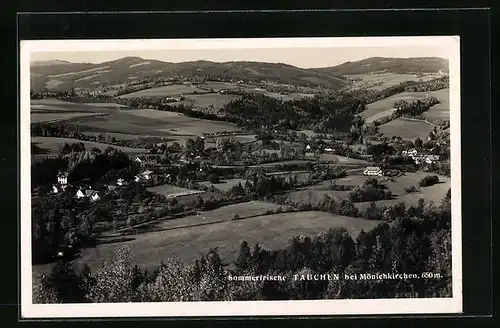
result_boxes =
[117,178,126,186]
[85,190,100,202]
[306,145,311,150]
[363,166,384,177]
[402,149,418,157]
[135,156,159,166]
[51,185,59,194]
[57,171,68,185]
[134,175,141,183]
[75,189,85,199]
[141,170,153,180]
[324,148,334,152]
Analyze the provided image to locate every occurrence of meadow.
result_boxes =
[66,108,241,137]
[423,89,450,120]
[31,112,107,124]
[304,152,369,165]
[183,93,239,108]
[199,178,248,192]
[147,184,205,198]
[360,91,431,122]
[377,117,435,140]
[283,170,450,212]
[345,73,440,91]
[72,209,381,271]
[117,84,210,98]
[31,136,147,155]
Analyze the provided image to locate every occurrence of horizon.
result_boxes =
[29,45,450,69]
[30,54,449,70]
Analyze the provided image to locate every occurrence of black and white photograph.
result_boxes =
[20,36,462,317]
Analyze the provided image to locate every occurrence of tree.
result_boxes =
[235,241,252,273]
[86,246,137,302]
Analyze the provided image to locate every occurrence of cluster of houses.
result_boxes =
[51,157,159,202]
[401,149,440,165]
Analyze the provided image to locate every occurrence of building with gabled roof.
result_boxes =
[57,171,68,185]
[363,166,384,177]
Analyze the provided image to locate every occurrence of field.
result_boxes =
[183,93,239,108]
[304,152,369,165]
[31,136,147,155]
[283,170,450,211]
[31,112,106,124]
[360,92,431,122]
[423,89,450,120]
[345,73,441,91]
[360,89,450,123]
[378,117,435,140]
[71,208,381,271]
[147,184,205,198]
[199,178,248,192]
[117,84,210,98]
[66,108,241,137]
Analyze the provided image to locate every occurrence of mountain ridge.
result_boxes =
[30,56,449,92]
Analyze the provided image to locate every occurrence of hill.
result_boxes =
[311,57,449,75]
[30,57,347,92]
[31,59,73,67]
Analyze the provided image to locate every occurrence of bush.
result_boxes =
[404,185,418,193]
[419,175,439,187]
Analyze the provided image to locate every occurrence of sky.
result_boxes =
[30,45,450,69]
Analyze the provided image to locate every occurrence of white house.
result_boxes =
[402,149,418,157]
[75,189,85,199]
[305,145,311,150]
[51,185,59,194]
[117,178,126,186]
[141,170,153,180]
[134,157,142,164]
[324,148,334,152]
[134,175,141,182]
[57,171,68,185]
[363,166,384,177]
[85,190,100,202]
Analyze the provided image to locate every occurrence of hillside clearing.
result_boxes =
[147,184,205,198]
[199,178,248,192]
[31,112,107,124]
[117,84,210,98]
[423,89,450,120]
[345,73,441,91]
[378,117,435,140]
[31,136,146,155]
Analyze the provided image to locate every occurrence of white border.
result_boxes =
[20,36,462,318]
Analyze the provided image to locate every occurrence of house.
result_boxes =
[51,185,59,194]
[134,175,141,182]
[424,155,440,164]
[57,171,68,185]
[141,170,153,180]
[324,148,334,152]
[75,189,85,199]
[117,178,126,186]
[363,166,384,177]
[85,190,100,202]
[305,145,311,150]
[134,157,143,164]
[402,149,418,157]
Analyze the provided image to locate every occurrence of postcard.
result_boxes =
[20,36,462,318]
